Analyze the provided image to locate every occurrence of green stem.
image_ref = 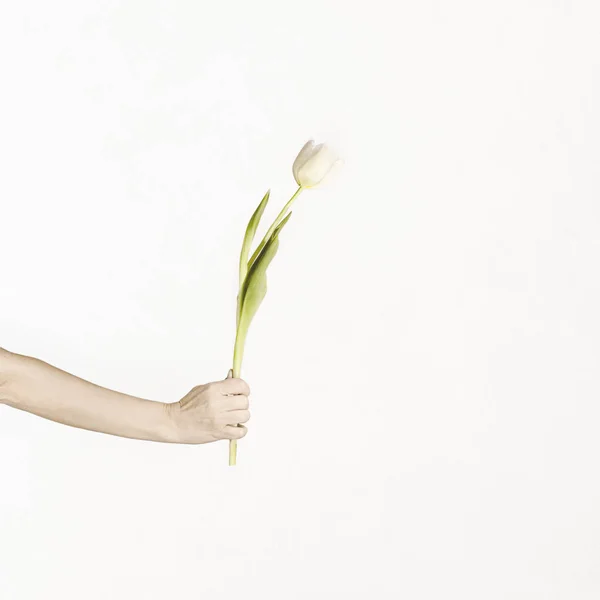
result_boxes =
[229,322,247,466]
[229,438,237,466]
[229,185,303,466]
[248,186,303,268]
[232,324,246,380]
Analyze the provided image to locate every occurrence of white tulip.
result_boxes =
[292,139,340,188]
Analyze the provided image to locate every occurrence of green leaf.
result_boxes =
[240,212,291,328]
[232,212,292,375]
[271,210,293,240]
[236,190,270,328]
[247,187,302,271]
[239,190,270,287]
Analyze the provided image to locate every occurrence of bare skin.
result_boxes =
[0,346,250,444]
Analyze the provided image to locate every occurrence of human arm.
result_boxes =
[0,347,250,444]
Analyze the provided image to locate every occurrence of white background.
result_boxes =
[1,1,599,598]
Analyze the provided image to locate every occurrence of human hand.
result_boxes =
[166,370,250,444]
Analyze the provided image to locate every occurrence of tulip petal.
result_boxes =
[292,140,339,188]
[292,139,315,186]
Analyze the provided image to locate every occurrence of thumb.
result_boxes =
[226,368,242,428]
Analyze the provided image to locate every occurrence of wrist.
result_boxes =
[162,402,182,443]
[125,397,181,444]
[0,347,21,407]
[155,401,178,443]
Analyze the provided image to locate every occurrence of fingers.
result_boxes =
[173,373,252,444]
[219,377,250,396]
[222,424,248,440]
[220,394,249,411]
[219,409,250,426]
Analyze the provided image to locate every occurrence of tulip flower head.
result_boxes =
[292,139,340,188]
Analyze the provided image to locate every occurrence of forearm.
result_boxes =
[0,347,175,442]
